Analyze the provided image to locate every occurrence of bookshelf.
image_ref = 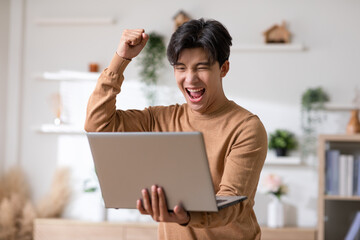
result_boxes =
[318,134,360,240]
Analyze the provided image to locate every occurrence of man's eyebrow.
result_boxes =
[174,62,185,66]
[173,61,211,66]
[196,62,211,66]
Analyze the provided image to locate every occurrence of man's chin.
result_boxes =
[187,102,206,114]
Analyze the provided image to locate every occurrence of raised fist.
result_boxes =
[116,29,149,60]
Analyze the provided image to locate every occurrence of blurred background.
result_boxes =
[1,0,360,236]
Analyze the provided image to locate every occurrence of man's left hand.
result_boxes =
[137,185,190,225]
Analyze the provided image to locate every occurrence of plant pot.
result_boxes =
[275,148,287,157]
[267,197,284,228]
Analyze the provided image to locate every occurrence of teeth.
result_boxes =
[187,88,203,92]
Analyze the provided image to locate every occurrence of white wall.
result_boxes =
[4,0,360,227]
[0,0,10,174]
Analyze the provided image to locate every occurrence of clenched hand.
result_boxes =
[116,29,149,60]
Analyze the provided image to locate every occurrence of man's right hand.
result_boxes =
[116,29,149,60]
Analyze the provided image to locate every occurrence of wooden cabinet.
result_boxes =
[318,134,360,240]
[261,227,316,240]
[34,219,316,240]
[34,219,159,240]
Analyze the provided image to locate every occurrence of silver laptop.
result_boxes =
[86,132,246,212]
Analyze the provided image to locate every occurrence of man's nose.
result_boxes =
[185,70,199,84]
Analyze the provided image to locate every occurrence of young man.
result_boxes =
[85,19,267,240]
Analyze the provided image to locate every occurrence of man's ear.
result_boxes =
[220,60,230,77]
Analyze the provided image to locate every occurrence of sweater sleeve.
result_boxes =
[84,53,154,132]
[187,116,268,228]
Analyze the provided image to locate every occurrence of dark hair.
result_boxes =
[167,18,232,67]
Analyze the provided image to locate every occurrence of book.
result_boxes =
[347,155,354,196]
[326,152,358,196]
[345,211,360,240]
[339,154,349,196]
[355,155,360,196]
[325,150,340,195]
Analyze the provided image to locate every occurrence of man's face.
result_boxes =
[174,47,229,114]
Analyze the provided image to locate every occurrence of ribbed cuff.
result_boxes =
[108,52,131,74]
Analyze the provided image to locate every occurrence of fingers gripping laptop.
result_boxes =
[86,132,246,212]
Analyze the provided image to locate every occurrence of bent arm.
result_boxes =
[84,54,128,132]
[85,29,150,132]
[84,54,153,132]
[188,117,268,228]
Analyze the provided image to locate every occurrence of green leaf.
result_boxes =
[137,32,166,105]
[268,129,297,150]
[301,87,330,111]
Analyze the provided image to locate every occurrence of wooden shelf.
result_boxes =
[261,227,316,240]
[231,43,305,52]
[324,195,360,201]
[319,134,360,142]
[35,70,100,82]
[37,124,85,135]
[35,17,116,26]
[324,103,359,111]
[34,219,158,240]
[265,156,302,166]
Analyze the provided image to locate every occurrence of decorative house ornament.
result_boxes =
[263,21,291,44]
[173,10,191,30]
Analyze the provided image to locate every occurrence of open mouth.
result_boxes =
[186,88,205,100]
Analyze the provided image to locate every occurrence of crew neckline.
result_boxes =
[186,100,235,119]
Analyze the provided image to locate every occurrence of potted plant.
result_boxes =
[263,174,288,200]
[301,87,329,111]
[300,87,330,164]
[262,174,288,228]
[268,129,297,156]
[301,87,330,135]
[137,32,166,105]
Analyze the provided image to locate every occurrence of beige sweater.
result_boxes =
[85,54,268,240]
